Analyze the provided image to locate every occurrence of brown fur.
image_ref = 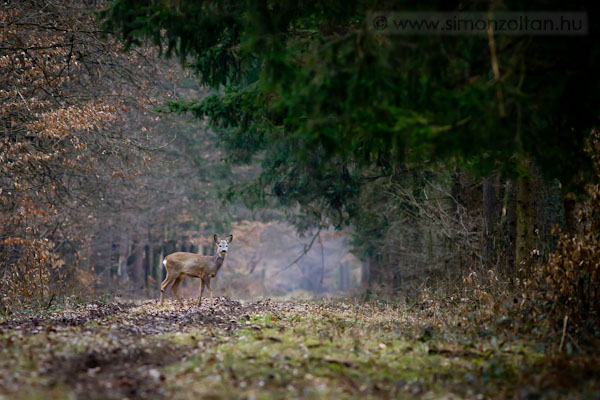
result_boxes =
[159,235,232,306]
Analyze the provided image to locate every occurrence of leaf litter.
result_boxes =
[0,297,598,399]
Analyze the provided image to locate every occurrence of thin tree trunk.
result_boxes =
[515,160,537,272]
[483,173,500,268]
[111,233,119,282]
[563,195,578,235]
[536,178,565,259]
[502,180,517,276]
[361,260,369,286]
[130,239,144,287]
[118,231,129,283]
[145,244,152,290]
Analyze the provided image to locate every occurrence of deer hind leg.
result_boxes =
[160,269,175,305]
[171,275,184,305]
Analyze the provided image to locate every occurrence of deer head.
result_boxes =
[214,234,233,257]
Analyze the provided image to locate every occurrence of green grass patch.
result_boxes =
[1,299,598,399]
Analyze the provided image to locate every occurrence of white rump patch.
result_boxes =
[163,259,167,267]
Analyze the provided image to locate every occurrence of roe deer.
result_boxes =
[160,234,233,306]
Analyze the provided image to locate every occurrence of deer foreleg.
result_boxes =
[198,280,205,306]
[206,278,214,303]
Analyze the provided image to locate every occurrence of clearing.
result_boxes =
[0,297,597,399]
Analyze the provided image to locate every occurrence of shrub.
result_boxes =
[542,132,600,334]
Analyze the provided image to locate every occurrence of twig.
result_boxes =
[295,262,316,292]
[16,89,32,113]
[273,228,321,277]
[559,315,568,353]
[45,293,55,311]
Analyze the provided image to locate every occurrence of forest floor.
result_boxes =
[0,297,598,400]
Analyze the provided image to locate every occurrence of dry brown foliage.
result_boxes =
[0,0,171,313]
[542,132,600,331]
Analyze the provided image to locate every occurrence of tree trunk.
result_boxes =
[536,178,565,259]
[111,233,119,282]
[145,244,152,289]
[118,231,129,283]
[501,180,517,276]
[563,196,578,235]
[515,161,537,272]
[390,253,402,292]
[483,173,501,268]
[361,260,369,286]
[129,239,144,287]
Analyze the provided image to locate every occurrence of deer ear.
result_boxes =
[227,234,233,243]
[213,234,219,243]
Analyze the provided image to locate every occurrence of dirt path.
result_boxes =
[0,298,598,399]
[1,297,273,336]
[0,298,281,400]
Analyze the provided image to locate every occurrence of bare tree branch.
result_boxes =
[273,227,321,278]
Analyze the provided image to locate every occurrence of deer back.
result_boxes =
[165,252,214,278]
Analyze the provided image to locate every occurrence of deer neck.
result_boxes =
[210,253,225,274]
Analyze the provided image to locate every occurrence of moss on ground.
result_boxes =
[0,298,598,399]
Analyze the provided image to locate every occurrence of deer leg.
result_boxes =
[198,280,205,306]
[172,275,183,293]
[206,278,214,303]
[171,275,184,305]
[160,272,174,305]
